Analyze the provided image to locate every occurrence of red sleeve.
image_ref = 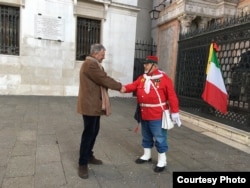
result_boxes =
[124,75,143,93]
[163,74,179,113]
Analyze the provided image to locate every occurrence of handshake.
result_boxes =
[120,86,126,93]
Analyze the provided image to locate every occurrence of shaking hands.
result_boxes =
[120,86,126,93]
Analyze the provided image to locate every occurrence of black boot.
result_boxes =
[154,165,165,173]
[135,158,152,164]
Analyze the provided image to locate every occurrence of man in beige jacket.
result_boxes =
[77,43,122,179]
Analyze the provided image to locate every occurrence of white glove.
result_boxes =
[171,113,182,127]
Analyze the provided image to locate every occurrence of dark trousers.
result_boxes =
[79,115,100,166]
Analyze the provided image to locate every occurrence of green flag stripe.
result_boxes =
[211,49,220,69]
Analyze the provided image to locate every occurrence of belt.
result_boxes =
[140,102,166,107]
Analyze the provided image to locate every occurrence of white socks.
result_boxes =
[140,150,167,167]
[157,152,167,167]
[140,148,151,160]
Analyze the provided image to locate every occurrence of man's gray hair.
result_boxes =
[90,43,106,55]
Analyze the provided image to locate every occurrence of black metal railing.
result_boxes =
[176,14,250,132]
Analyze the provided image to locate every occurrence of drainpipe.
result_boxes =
[102,0,111,20]
[103,3,109,20]
[73,0,77,15]
[21,0,25,7]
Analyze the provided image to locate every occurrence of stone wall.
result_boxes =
[0,0,139,97]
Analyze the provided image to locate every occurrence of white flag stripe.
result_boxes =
[206,62,227,94]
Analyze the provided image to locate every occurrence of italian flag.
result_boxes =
[202,42,228,114]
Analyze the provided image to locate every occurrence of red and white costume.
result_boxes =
[124,69,179,121]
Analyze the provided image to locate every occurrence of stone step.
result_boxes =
[181,111,250,152]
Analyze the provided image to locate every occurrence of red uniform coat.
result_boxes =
[125,69,179,120]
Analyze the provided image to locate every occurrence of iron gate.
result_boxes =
[133,40,157,81]
[176,14,250,132]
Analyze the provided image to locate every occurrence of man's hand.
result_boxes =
[120,86,126,93]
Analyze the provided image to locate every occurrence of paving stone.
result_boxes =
[6,155,35,177]
[2,176,34,188]
[35,162,66,188]
[12,141,36,156]
[0,166,6,187]
[37,134,58,146]
[36,145,61,164]
[16,130,36,142]
[0,148,12,166]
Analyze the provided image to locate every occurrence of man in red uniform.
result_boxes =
[121,55,181,172]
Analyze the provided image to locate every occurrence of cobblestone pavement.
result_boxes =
[0,96,250,188]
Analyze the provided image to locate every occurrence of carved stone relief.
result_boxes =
[178,14,196,33]
[159,0,239,34]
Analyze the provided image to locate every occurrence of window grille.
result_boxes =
[76,17,101,60]
[0,5,20,55]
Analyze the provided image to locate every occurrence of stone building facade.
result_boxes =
[152,0,250,82]
[1,0,249,97]
[0,0,140,97]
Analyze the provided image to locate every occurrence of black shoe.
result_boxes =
[135,158,152,164]
[89,156,103,165]
[154,166,165,173]
[78,165,88,179]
